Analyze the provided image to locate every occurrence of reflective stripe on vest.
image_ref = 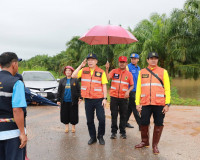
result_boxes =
[81,87,87,90]
[111,86,116,90]
[91,80,101,84]
[94,88,102,91]
[141,83,163,87]
[0,91,12,97]
[81,79,101,84]
[112,80,129,85]
[81,79,91,82]
[156,94,165,97]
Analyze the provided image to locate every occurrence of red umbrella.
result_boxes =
[79,25,138,45]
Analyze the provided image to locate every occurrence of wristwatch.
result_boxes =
[165,104,170,107]
[104,98,107,100]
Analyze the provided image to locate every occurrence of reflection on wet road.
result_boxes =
[26,105,200,160]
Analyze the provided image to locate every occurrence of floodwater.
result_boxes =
[171,78,200,100]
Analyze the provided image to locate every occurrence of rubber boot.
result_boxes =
[152,125,164,154]
[135,125,150,148]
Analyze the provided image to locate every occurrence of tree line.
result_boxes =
[19,0,200,79]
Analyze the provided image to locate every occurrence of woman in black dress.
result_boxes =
[57,66,82,133]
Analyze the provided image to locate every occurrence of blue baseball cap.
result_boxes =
[130,53,139,59]
[86,53,98,60]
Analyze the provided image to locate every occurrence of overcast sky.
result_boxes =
[0,0,186,60]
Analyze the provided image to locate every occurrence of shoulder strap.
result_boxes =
[145,67,164,88]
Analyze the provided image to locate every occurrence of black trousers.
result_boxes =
[85,98,105,138]
[0,137,26,160]
[141,105,165,126]
[110,97,128,134]
[126,91,141,126]
[60,102,79,125]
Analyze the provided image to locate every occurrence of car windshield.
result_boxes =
[23,72,55,81]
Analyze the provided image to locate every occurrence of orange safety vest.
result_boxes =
[140,66,165,106]
[110,68,133,98]
[81,66,104,99]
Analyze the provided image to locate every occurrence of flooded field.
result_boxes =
[172,78,200,101]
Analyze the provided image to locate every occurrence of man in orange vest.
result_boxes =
[72,53,108,145]
[106,56,134,139]
[135,52,170,154]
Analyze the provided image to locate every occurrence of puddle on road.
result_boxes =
[172,124,200,137]
[193,127,200,131]
[190,127,200,136]
[172,124,186,129]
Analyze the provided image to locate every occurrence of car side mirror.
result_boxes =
[57,79,60,82]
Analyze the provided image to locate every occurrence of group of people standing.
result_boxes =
[0,50,170,159]
[57,51,170,155]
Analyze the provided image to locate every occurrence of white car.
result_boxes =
[22,71,59,102]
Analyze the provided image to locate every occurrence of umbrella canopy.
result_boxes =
[79,25,138,45]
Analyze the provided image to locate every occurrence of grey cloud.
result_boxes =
[0,0,186,59]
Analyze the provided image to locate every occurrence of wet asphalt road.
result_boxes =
[26,104,200,160]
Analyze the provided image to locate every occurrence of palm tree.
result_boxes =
[166,0,200,79]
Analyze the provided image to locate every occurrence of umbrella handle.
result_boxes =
[107,44,109,61]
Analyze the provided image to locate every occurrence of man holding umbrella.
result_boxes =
[72,53,108,145]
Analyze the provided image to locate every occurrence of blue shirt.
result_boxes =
[128,63,140,92]
[12,80,27,108]
[63,79,72,102]
[0,80,27,140]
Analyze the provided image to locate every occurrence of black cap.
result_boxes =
[86,53,98,60]
[147,52,159,59]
